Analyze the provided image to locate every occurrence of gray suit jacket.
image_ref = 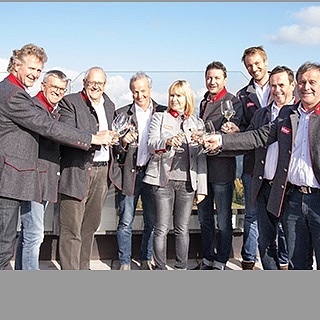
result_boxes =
[33,95,61,203]
[143,112,207,196]
[221,102,320,217]
[58,90,121,200]
[0,76,92,202]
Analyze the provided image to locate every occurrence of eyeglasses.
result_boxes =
[85,80,106,88]
[44,83,67,94]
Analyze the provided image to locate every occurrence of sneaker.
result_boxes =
[212,260,226,270]
[119,264,131,270]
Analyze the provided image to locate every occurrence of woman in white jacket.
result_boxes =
[143,80,207,270]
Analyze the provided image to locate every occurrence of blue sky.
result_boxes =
[0,1,319,108]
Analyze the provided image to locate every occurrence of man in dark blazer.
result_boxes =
[15,70,69,270]
[114,71,166,270]
[236,46,272,270]
[58,67,121,270]
[0,44,113,270]
[223,66,297,269]
[204,62,320,270]
[195,61,242,271]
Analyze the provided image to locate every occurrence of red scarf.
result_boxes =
[7,74,25,90]
[169,108,188,119]
[314,102,320,115]
[36,91,54,113]
[207,87,227,102]
[81,89,91,106]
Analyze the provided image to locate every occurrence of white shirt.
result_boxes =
[288,103,320,188]
[90,96,110,162]
[135,101,153,166]
[263,102,280,180]
[254,81,270,108]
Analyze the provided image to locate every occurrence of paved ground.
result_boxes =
[5,256,264,270]
[5,234,265,270]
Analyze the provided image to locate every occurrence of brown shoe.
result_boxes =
[279,264,289,270]
[241,261,255,270]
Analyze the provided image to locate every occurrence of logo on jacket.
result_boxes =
[281,126,291,135]
[246,102,255,108]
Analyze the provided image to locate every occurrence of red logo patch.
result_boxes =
[246,102,255,108]
[281,126,291,135]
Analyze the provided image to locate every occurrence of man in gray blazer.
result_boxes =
[15,70,69,270]
[114,71,166,270]
[0,44,113,270]
[204,62,320,270]
[58,67,121,270]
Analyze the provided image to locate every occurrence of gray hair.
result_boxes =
[296,62,320,81]
[43,69,69,84]
[129,71,152,91]
[83,67,107,80]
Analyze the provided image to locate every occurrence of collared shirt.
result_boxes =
[264,98,295,180]
[263,102,280,180]
[135,101,153,166]
[90,96,110,162]
[288,103,320,188]
[254,81,270,108]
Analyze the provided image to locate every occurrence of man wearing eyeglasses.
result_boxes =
[15,70,69,270]
[0,44,114,270]
[57,67,121,270]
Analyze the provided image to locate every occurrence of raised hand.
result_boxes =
[92,130,117,146]
[221,122,240,134]
[202,133,222,152]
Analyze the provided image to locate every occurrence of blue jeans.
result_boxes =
[117,171,154,265]
[0,197,21,270]
[256,181,288,269]
[14,201,47,270]
[241,173,259,262]
[197,181,234,265]
[282,187,319,270]
[151,180,195,270]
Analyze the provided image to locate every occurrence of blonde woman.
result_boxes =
[143,80,207,270]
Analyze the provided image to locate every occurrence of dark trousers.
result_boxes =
[0,197,21,269]
[59,165,109,270]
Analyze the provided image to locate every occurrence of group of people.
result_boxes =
[0,43,318,271]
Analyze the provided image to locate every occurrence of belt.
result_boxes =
[92,161,109,167]
[263,179,273,186]
[136,165,146,172]
[289,183,320,195]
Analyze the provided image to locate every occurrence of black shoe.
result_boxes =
[192,262,213,270]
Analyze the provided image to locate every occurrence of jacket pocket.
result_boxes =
[4,155,36,172]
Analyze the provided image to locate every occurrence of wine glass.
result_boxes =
[221,100,235,122]
[127,117,139,148]
[111,113,130,145]
[173,130,185,153]
[202,120,216,154]
[188,116,205,146]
